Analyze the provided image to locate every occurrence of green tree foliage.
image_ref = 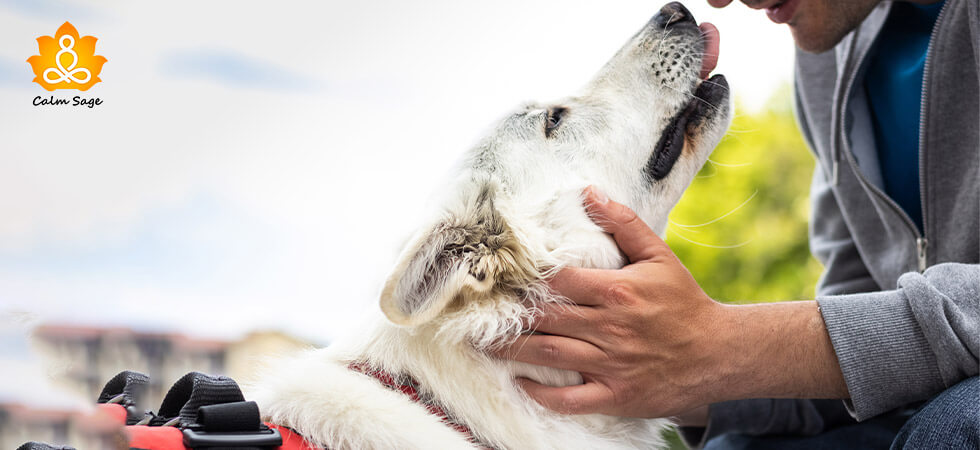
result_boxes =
[667,88,824,305]
[661,88,826,449]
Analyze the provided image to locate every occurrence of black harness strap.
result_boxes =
[197,400,262,432]
[96,370,150,425]
[158,371,246,427]
[16,443,75,450]
[156,372,281,449]
[97,370,149,404]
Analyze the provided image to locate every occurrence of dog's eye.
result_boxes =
[545,107,566,138]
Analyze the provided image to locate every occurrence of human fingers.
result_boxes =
[547,267,615,306]
[516,378,614,415]
[582,186,671,264]
[528,301,601,338]
[493,333,606,373]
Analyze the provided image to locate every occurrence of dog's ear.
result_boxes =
[380,186,536,327]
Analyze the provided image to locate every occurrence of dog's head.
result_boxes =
[380,3,731,346]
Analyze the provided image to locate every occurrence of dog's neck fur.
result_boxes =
[331,316,667,450]
[249,317,668,450]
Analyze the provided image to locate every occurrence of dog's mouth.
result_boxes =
[646,8,728,181]
[646,74,728,180]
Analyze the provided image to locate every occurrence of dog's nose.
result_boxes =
[653,2,696,28]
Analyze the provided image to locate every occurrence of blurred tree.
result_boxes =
[662,87,824,449]
[667,86,823,305]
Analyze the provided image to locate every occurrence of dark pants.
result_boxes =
[704,377,979,450]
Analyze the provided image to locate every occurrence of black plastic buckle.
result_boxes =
[181,427,282,448]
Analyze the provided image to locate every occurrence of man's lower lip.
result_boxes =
[765,0,799,24]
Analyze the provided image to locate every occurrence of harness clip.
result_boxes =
[182,427,282,448]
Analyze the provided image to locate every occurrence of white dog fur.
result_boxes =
[249,6,732,449]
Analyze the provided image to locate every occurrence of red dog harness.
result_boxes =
[18,368,493,450]
[347,362,492,449]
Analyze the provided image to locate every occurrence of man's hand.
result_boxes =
[494,186,731,418]
[495,186,849,418]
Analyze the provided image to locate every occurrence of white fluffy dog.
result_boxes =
[250,3,731,449]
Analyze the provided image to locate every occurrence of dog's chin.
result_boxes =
[687,74,730,130]
[648,74,730,181]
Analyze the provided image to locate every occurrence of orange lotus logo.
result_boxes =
[27,22,107,91]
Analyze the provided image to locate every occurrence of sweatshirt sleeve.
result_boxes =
[818,263,980,420]
[809,154,979,420]
[679,265,979,447]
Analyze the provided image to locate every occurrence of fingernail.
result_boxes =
[589,186,609,205]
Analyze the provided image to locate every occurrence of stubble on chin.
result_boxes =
[789,0,880,53]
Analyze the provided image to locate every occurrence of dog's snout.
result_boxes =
[653,2,696,28]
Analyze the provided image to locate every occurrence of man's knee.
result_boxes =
[891,377,979,449]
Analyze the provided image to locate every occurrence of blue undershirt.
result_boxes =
[863,0,944,232]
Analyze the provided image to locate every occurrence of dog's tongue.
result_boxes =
[698,22,720,80]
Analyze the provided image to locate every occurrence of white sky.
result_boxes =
[0,0,797,345]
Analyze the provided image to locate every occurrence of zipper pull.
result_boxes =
[916,237,928,272]
[832,160,840,186]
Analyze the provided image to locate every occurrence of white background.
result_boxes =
[0,0,795,346]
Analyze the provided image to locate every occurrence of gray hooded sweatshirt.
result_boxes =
[682,0,979,446]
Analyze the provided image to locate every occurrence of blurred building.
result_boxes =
[0,403,125,450]
[0,324,314,449]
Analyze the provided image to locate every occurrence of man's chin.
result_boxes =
[788,1,880,54]
[790,26,850,54]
